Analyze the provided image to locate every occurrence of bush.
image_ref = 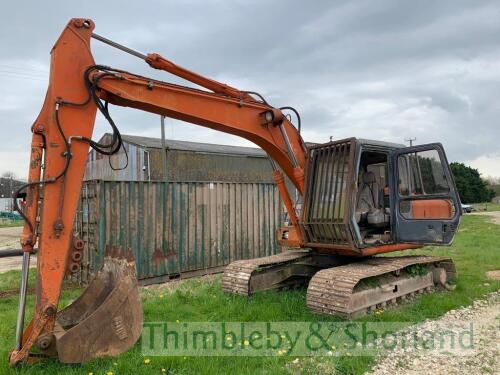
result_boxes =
[450,162,495,203]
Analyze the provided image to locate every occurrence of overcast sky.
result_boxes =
[1,0,499,179]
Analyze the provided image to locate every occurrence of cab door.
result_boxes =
[391,143,461,244]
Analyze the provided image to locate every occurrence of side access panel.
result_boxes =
[300,138,357,249]
[391,143,461,244]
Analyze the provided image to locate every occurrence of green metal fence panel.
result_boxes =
[74,180,283,284]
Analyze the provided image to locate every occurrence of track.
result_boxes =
[223,253,456,318]
[307,255,456,317]
[222,251,313,295]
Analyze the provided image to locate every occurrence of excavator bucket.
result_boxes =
[51,249,143,363]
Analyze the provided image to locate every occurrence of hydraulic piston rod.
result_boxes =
[91,33,147,60]
[14,253,30,350]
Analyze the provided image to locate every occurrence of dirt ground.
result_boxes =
[0,226,36,273]
[471,210,500,224]
[486,270,500,280]
[0,226,22,249]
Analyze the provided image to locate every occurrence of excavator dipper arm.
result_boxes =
[10,19,98,365]
[10,18,307,365]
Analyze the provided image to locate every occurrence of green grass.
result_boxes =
[0,220,23,228]
[471,202,500,212]
[0,215,499,374]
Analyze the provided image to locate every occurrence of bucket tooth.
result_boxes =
[52,255,143,363]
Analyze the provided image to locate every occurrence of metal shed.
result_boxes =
[85,133,275,183]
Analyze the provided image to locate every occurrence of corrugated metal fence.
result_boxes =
[73,180,283,284]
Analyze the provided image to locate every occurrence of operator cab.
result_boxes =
[300,138,461,251]
[353,139,461,247]
[355,148,390,245]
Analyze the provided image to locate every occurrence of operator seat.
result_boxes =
[355,171,379,222]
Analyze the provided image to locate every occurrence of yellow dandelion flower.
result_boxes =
[176,319,180,324]
[144,358,151,364]
[159,294,164,298]
[106,372,113,375]
[161,369,166,373]
[244,340,250,346]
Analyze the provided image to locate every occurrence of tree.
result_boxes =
[485,176,500,197]
[450,162,496,203]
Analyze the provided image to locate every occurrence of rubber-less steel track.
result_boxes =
[307,255,456,317]
[223,253,456,318]
[222,251,312,296]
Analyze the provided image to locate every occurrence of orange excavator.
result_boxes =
[9,19,461,365]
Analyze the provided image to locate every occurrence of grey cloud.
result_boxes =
[1,0,499,178]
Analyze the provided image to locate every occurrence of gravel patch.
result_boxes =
[471,210,500,225]
[0,226,22,249]
[0,226,34,273]
[365,291,500,375]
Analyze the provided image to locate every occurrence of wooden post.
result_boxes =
[160,115,168,182]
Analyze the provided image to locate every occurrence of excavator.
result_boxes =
[9,19,461,365]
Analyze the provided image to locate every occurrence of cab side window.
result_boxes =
[398,149,449,196]
[397,149,454,220]
[398,157,410,195]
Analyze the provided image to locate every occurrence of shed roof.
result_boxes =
[115,134,268,157]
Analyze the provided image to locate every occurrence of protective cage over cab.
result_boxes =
[300,138,461,252]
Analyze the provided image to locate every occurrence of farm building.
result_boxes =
[85,133,275,183]
[0,198,12,212]
[0,177,25,212]
[0,177,24,199]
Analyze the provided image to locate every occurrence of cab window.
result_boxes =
[398,149,449,196]
[397,149,454,220]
